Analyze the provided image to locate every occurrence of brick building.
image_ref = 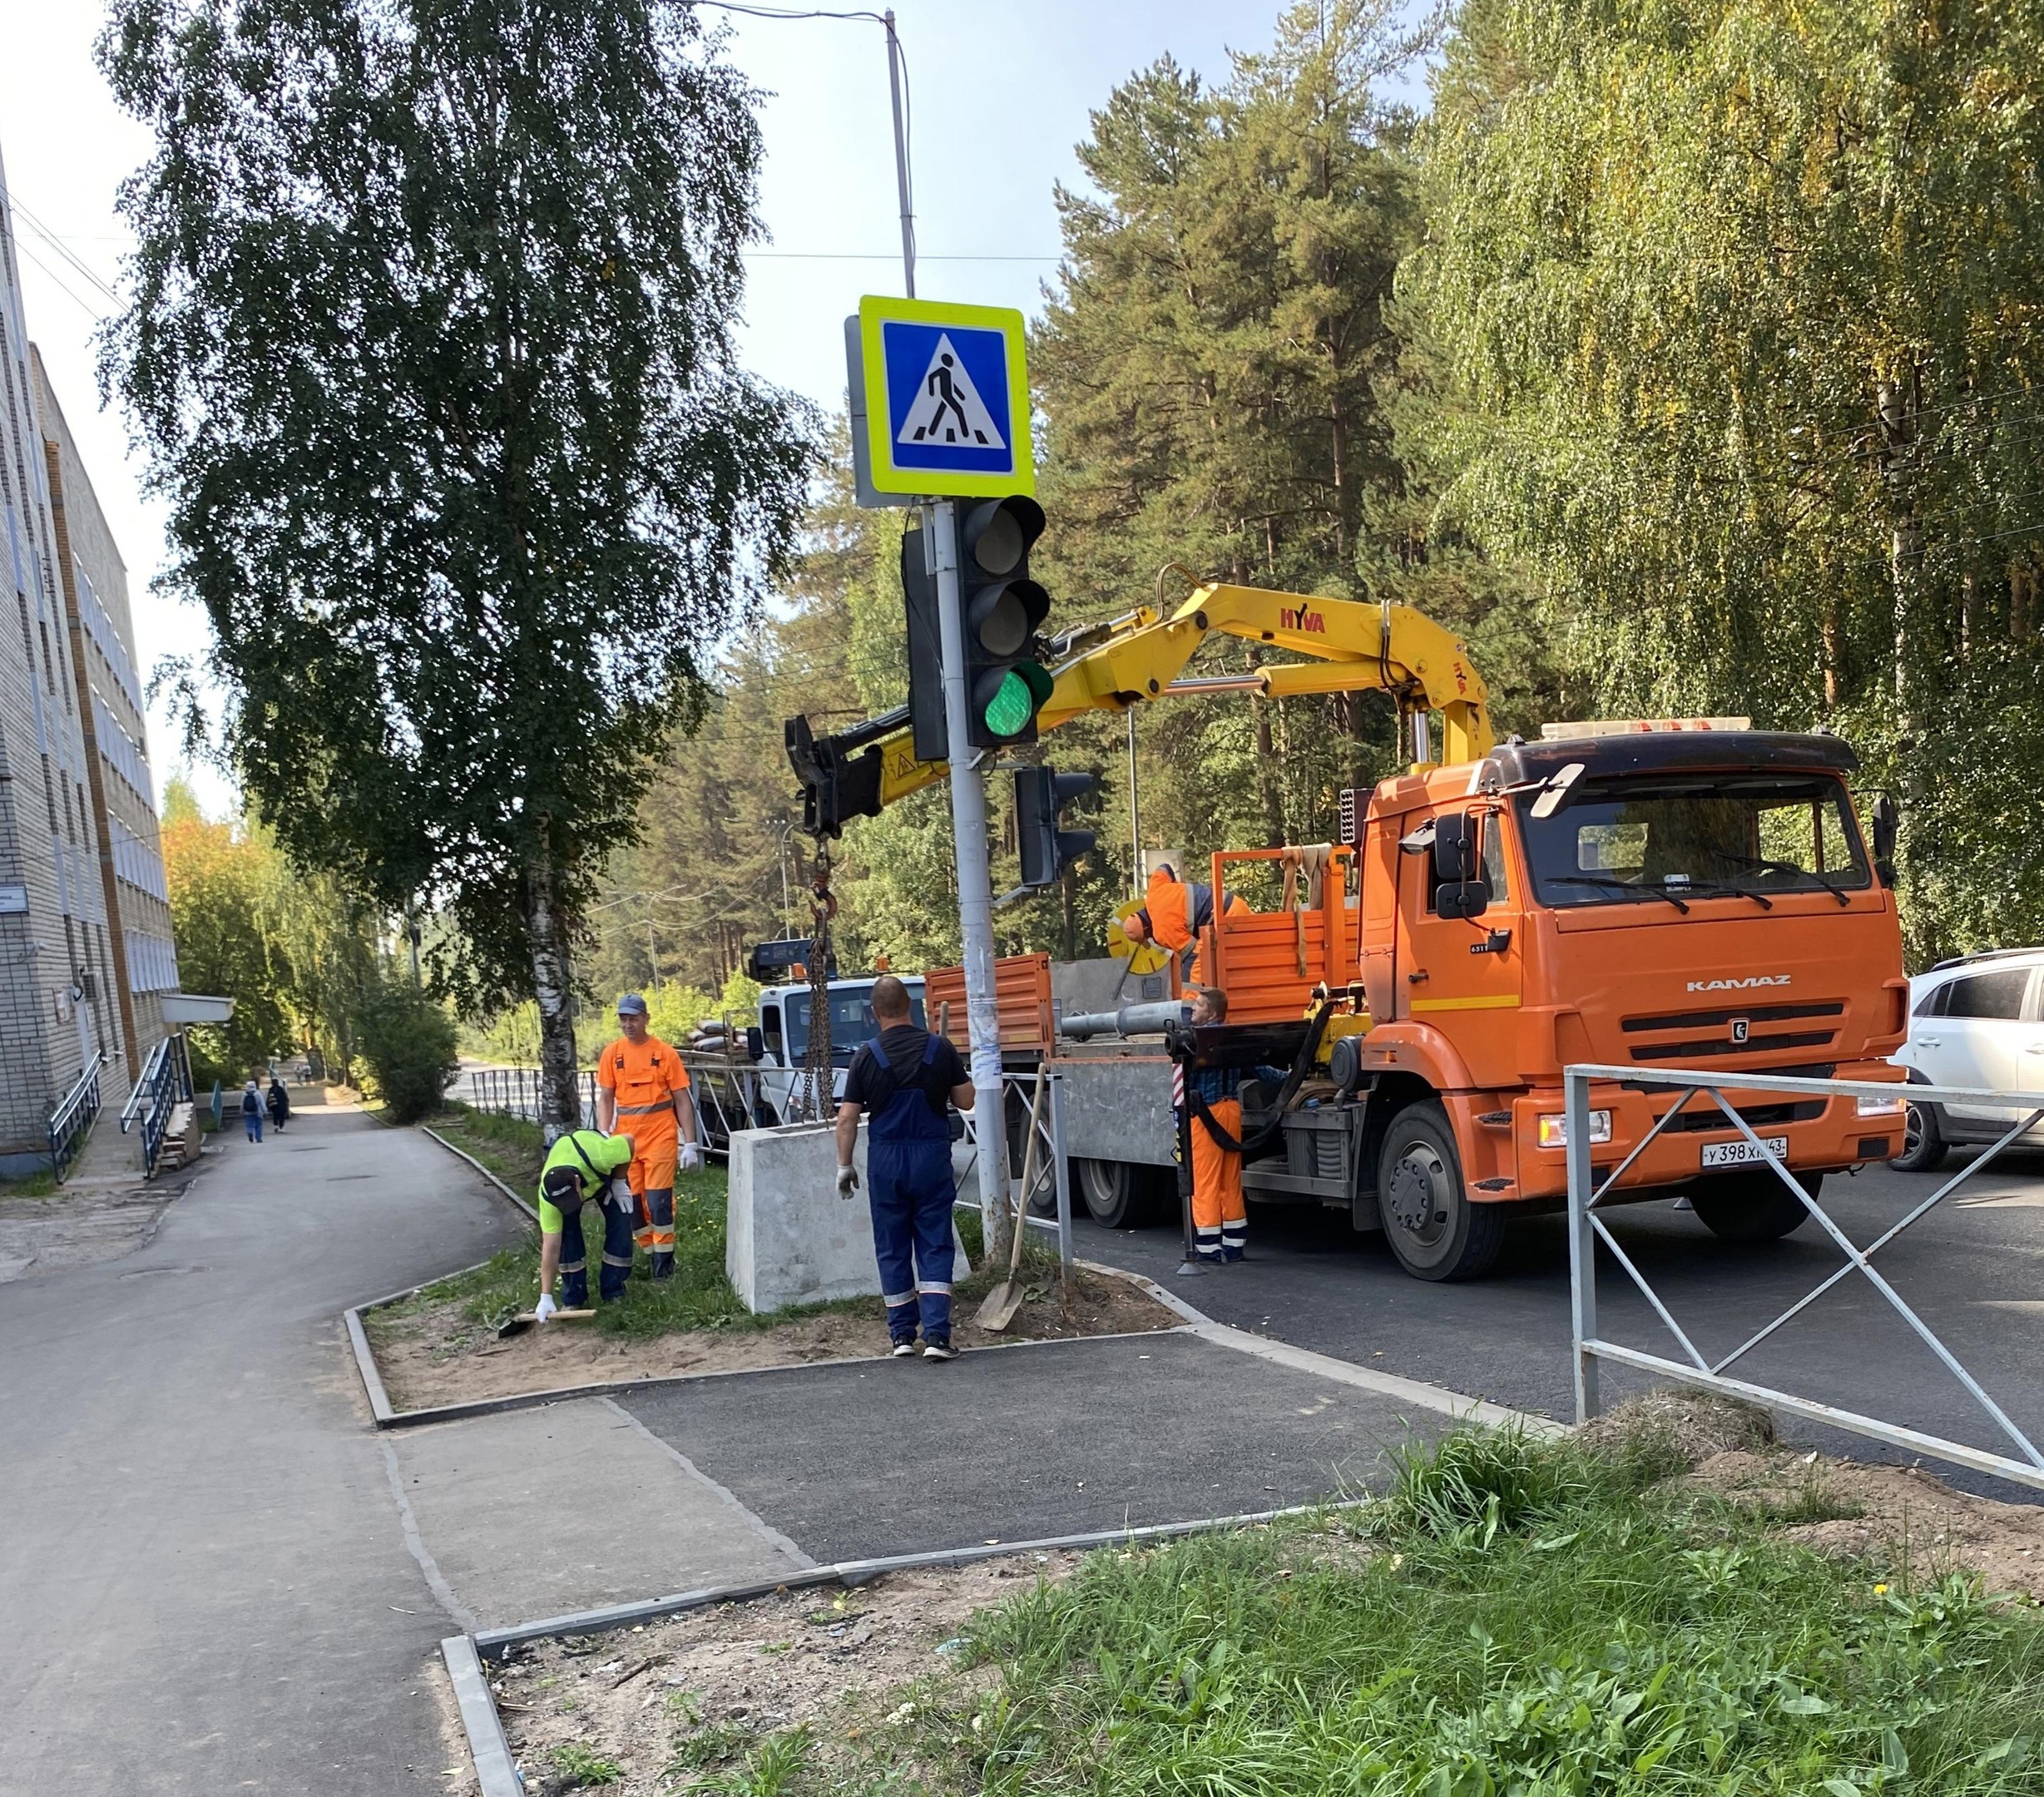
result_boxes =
[1,149,181,1175]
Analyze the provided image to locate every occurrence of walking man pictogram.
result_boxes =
[915,352,987,445]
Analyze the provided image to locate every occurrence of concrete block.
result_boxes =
[726,1119,970,1314]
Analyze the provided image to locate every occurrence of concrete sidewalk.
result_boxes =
[0,1102,525,1796]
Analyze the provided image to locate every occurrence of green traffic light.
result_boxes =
[982,670,1036,738]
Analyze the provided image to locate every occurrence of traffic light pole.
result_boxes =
[928,498,1013,1254]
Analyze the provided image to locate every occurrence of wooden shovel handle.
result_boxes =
[1007,1063,1050,1276]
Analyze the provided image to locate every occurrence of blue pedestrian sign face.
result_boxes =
[855,296,1033,498]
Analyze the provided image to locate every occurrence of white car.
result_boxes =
[1890,947,2044,1171]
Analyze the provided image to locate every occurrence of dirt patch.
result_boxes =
[487,1552,1082,1795]
[367,1264,1178,1413]
[0,1181,184,1282]
[1577,1387,1776,1468]
[1687,1447,2044,1600]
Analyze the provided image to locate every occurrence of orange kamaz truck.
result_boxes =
[795,579,1909,1280]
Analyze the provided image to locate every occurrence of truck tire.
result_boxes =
[1375,1101,1505,1281]
[1689,1170,1819,1242]
[1890,1101,1947,1173]
[1077,1158,1157,1230]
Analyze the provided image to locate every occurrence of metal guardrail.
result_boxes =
[458,1060,772,1162]
[48,1053,107,1183]
[948,1067,1073,1275]
[1566,1061,2044,1494]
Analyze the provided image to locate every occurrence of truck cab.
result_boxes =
[1245,725,1908,1277]
[752,975,927,1121]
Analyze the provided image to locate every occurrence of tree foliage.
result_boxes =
[1403,0,2044,962]
[160,779,382,1082]
[102,0,814,1121]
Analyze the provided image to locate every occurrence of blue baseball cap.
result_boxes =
[616,993,648,1017]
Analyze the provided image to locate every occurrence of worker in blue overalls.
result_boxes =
[834,974,976,1360]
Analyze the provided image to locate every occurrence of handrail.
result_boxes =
[121,1036,171,1131]
[48,1052,108,1184]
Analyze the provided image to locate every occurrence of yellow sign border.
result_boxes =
[858,295,1033,498]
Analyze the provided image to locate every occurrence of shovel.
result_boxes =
[974,1064,1048,1333]
[496,1307,596,1339]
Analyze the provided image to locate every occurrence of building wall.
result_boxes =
[33,349,178,1109]
[0,147,118,1171]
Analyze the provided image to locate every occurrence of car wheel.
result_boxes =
[1077,1157,1161,1229]
[1689,1169,1820,1242]
[1374,1101,1506,1281]
[1890,1101,1947,1173]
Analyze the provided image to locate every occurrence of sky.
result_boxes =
[0,0,1429,819]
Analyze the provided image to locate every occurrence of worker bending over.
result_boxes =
[595,993,701,1280]
[1121,860,1249,984]
[1183,987,1285,1263]
[834,974,974,1360]
[535,1128,637,1318]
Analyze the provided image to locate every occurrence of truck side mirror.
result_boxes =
[1433,813,1474,884]
[1870,794,1898,887]
[1436,879,1491,920]
[745,1025,765,1062]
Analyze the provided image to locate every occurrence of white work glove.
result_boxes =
[534,1293,557,1323]
[680,1141,704,1173]
[836,1163,859,1200]
[609,1176,636,1213]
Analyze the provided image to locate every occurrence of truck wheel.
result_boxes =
[1689,1170,1819,1242]
[1890,1101,1947,1173]
[1078,1158,1156,1230]
[1375,1101,1505,1281]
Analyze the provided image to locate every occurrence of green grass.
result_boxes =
[855,1426,2044,1797]
[547,1741,622,1786]
[0,1169,60,1199]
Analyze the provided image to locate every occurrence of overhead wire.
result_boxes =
[8,197,121,306]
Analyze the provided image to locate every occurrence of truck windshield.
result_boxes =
[783,988,924,1052]
[1516,773,1870,908]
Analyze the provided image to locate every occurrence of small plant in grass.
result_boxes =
[1777,1467,1868,1527]
[548,1740,621,1786]
[666,1718,754,1772]
[700,1727,809,1796]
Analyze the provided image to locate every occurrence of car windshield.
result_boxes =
[1516,772,1870,909]
[783,988,923,1051]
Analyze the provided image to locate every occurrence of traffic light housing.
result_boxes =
[1016,766,1096,888]
[960,495,1052,747]
[785,713,886,839]
[899,521,949,763]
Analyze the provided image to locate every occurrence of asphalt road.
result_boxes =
[0,1101,522,1796]
[1076,1149,2044,1501]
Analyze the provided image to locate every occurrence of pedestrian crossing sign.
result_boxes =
[856,295,1033,498]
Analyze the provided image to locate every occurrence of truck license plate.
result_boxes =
[1700,1136,1788,1169]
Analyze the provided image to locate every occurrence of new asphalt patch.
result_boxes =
[616,1329,1443,1563]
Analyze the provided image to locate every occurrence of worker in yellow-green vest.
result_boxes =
[534,1128,636,1319]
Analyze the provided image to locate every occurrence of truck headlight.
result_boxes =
[1537,1109,1611,1148]
[1855,1093,1907,1116]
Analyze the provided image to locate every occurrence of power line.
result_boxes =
[10,236,106,324]
[742,250,1059,261]
[8,198,121,305]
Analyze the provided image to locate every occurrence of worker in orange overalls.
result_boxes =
[1181,986,1285,1262]
[1121,860,1249,985]
[594,993,700,1280]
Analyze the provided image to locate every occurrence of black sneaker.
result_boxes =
[922,1339,958,1362]
[890,1339,918,1358]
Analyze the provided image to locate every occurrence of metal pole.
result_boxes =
[929,500,1012,1252]
[1127,706,1141,895]
[646,919,658,990]
[1565,1066,1599,1421]
[883,11,915,298]
[1049,1067,1072,1280]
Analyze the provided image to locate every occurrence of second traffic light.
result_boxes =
[1016,766,1096,887]
[961,495,1052,747]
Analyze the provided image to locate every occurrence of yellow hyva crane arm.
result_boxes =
[785,578,1494,836]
